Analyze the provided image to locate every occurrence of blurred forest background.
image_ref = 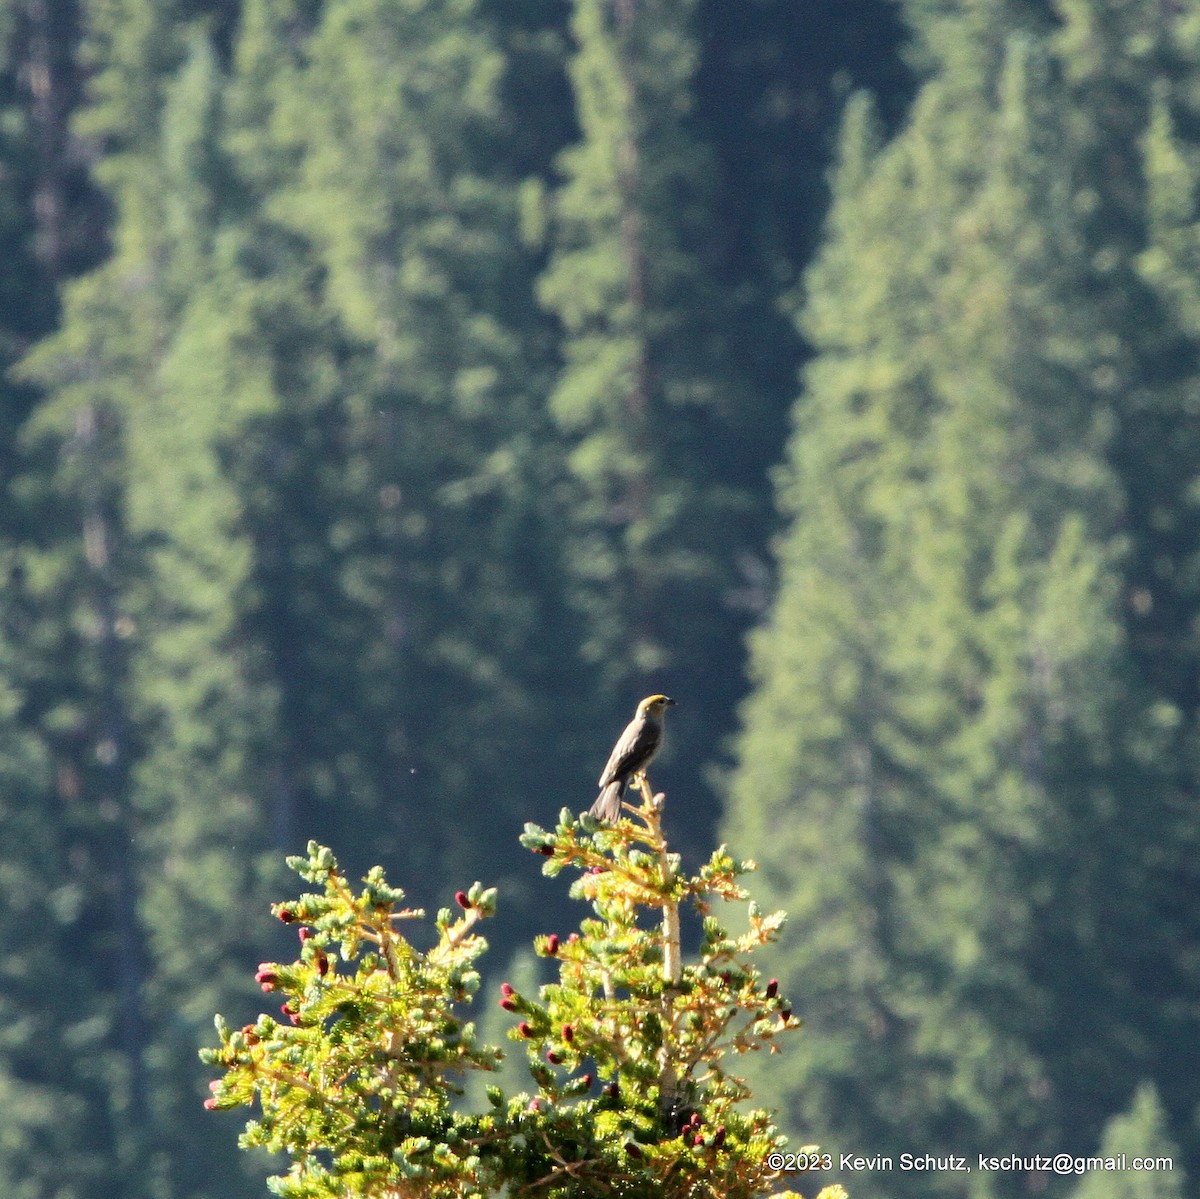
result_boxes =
[0,0,1198,1197]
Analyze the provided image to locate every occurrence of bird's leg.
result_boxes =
[619,772,648,817]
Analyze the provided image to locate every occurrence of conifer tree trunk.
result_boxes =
[611,0,656,655]
[74,401,151,1136]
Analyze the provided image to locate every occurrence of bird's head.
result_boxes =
[638,694,676,717]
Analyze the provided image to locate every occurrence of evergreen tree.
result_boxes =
[538,0,776,853]
[15,4,289,1195]
[0,605,125,1198]
[218,0,589,906]
[726,1,1200,1193]
[1070,1083,1186,1199]
[1027,0,1200,1174]
[721,10,1190,1196]
[690,0,912,501]
[0,1,150,1192]
[17,2,1200,1196]
[17,0,588,1182]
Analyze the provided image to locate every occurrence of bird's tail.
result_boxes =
[589,780,625,822]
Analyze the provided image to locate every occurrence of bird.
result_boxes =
[589,695,676,822]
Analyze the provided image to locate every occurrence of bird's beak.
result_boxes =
[665,697,677,706]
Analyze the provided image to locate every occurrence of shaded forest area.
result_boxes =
[0,2,1197,1198]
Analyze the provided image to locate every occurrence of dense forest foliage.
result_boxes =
[0,1,1196,1198]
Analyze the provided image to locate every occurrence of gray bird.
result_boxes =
[589,695,676,822]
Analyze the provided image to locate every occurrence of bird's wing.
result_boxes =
[598,721,634,787]
[598,718,648,787]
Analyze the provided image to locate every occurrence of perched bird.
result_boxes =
[589,695,676,822]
